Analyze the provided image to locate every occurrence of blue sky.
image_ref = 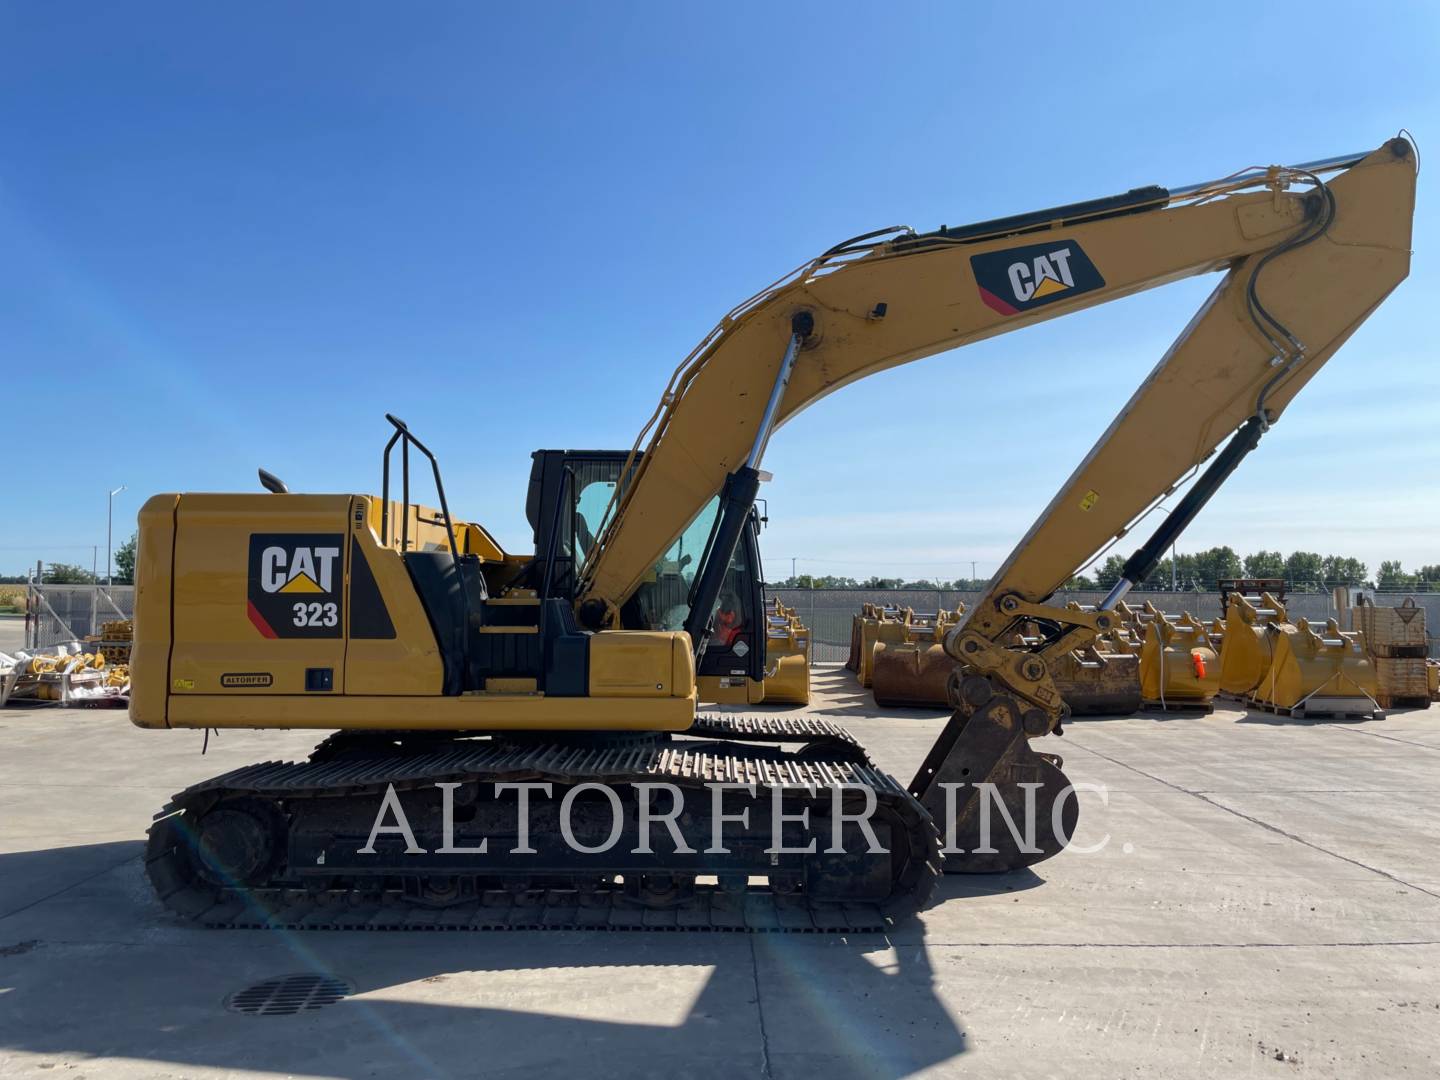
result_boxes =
[3,2,1437,582]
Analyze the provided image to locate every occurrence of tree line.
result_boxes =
[1,534,138,586]
[9,540,1438,592]
[771,548,1440,592]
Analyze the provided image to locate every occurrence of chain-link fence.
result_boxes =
[10,582,1433,663]
[769,588,1440,663]
[14,585,135,651]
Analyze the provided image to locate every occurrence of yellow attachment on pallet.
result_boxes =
[1216,592,1287,696]
[1250,618,1378,718]
[1139,612,1220,707]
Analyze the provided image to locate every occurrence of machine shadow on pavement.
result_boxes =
[0,840,968,1080]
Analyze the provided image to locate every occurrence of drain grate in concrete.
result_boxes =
[225,973,354,1016]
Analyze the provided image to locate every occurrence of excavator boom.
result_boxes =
[579,140,1416,651]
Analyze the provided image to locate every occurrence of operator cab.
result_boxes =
[526,449,766,687]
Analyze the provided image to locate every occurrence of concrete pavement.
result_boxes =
[0,665,1437,1078]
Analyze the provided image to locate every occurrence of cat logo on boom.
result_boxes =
[246,533,345,639]
[970,239,1105,315]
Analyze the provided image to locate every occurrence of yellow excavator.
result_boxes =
[133,136,1415,931]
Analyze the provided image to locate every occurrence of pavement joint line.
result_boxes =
[1063,737,1440,903]
[1328,726,1440,752]
[0,852,142,923]
[748,935,775,1080]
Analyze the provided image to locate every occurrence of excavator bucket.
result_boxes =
[870,643,954,707]
[1045,601,1142,716]
[870,607,966,708]
[1050,643,1142,715]
[1216,591,1287,697]
[858,606,911,687]
[761,600,811,705]
[1249,617,1379,719]
[1138,611,1220,710]
[846,604,880,672]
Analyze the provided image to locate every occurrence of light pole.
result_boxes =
[107,485,127,587]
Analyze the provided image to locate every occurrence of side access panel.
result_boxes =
[168,494,352,699]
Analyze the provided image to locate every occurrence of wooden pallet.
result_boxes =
[1244,696,1378,721]
[1141,699,1215,714]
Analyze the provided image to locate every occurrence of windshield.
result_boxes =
[573,478,617,572]
[639,497,720,631]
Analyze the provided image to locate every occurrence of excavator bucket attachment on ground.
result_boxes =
[761,599,811,705]
[857,606,911,687]
[845,605,872,672]
[1216,591,1287,697]
[1050,644,1142,716]
[870,607,966,708]
[1249,617,1379,719]
[1046,602,1142,716]
[871,644,957,707]
[1139,611,1221,710]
